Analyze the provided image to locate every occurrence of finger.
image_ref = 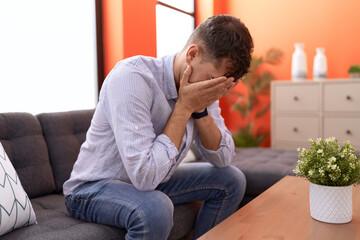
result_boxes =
[224,82,236,96]
[197,76,227,89]
[224,77,236,93]
[227,78,238,91]
[234,78,241,85]
[226,77,235,88]
[206,77,234,92]
[180,65,192,85]
[190,77,233,104]
[203,79,235,99]
[201,82,230,97]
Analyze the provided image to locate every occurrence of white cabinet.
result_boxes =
[271,79,360,150]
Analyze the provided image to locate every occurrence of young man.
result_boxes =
[63,15,253,239]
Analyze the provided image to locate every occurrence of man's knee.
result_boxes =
[144,191,174,224]
[218,165,246,197]
[128,191,174,239]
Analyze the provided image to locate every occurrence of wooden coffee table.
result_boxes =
[198,176,360,240]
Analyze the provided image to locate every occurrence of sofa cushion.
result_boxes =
[37,110,95,193]
[1,194,125,240]
[0,194,199,240]
[231,147,298,196]
[0,143,37,236]
[0,113,56,198]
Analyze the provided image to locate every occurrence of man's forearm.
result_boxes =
[162,103,192,150]
[194,114,222,151]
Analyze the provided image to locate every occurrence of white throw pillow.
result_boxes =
[0,142,36,236]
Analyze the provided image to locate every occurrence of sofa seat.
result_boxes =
[1,193,199,240]
[231,147,298,204]
[1,194,125,240]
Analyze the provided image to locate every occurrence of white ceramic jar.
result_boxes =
[292,43,307,82]
[313,48,327,81]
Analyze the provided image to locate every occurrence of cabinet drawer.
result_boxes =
[274,85,320,112]
[324,117,360,146]
[324,82,360,112]
[275,116,320,142]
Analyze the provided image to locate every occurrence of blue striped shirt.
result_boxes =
[63,54,235,195]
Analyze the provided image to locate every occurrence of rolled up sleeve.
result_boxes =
[194,100,235,168]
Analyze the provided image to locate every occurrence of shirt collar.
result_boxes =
[163,53,178,100]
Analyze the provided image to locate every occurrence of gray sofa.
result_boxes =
[0,109,299,239]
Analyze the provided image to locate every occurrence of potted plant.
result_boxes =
[348,64,360,79]
[228,48,283,147]
[293,137,360,223]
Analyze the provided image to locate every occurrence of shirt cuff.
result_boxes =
[197,130,229,154]
[196,130,234,168]
[157,134,179,161]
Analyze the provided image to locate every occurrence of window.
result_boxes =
[0,0,98,114]
[156,1,195,58]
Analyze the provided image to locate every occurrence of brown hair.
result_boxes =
[185,15,254,79]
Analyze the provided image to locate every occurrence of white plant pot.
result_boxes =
[310,182,352,224]
[349,73,360,79]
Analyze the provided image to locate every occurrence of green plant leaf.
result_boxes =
[264,48,284,65]
[255,104,271,118]
[230,47,283,148]
[348,64,360,73]
[232,104,247,117]
[232,126,269,147]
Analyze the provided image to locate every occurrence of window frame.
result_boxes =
[95,0,105,95]
[157,1,196,22]
[156,0,196,58]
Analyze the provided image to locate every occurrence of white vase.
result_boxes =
[313,48,327,81]
[309,182,352,224]
[292,43,307,82]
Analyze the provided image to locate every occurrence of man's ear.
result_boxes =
[185,44,200,64]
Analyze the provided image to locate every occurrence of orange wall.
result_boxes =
[102,0,123,77]
[102,0,157,78]
[223,0,360,147]
[228,0,360,80]
[122,0,157,58]
[195,0,213,26]
[213,0,228,15]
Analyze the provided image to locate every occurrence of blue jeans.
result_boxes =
[65,163,246,240]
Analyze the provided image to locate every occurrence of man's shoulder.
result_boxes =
[104,56,162,91]
[118,55,160,71]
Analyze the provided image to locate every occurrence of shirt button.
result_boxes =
[167,94,170,99]
[135,126,139,130]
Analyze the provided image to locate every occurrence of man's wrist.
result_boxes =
[174,102,192,118]
[191,108,208,119]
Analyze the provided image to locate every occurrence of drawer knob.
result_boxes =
[293,127,298,132]
[293,96,299,101]
[346,95,352,101]
[346,130,352,135]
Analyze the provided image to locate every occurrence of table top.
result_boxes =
[198,176,360,240]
